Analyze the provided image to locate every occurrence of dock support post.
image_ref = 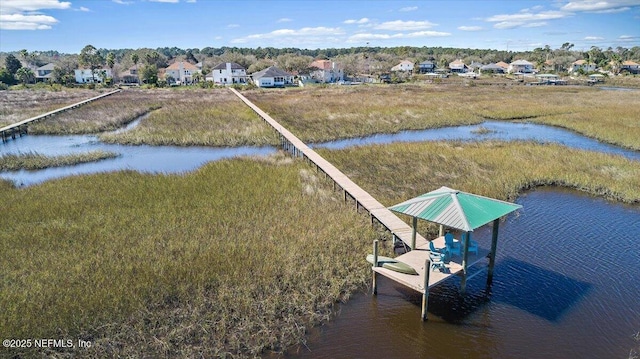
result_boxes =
[461,231,470,294]
[372,240,379,295]
[487,219,500,287]
[438,225,444,237]
[422,258,431,321]
[411,217,418,250]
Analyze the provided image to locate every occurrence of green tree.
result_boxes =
[52,57,77,85]
[5,54,22,75]
[106,52,115,70]
[140,64,158,85]
[0,67,15,85]
[16,67,35,84]
[79,44,104,83]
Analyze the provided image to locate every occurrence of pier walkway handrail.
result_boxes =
[0,89,121,134]
[230,88,428,249]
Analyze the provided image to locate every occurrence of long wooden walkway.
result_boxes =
[230,88,494,320]
[1,89,121,142]
[230,88,429,249]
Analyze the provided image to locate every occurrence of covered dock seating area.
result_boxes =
[369,186,522,320]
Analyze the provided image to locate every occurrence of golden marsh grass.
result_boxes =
[0,154,384,358]
[245,84,640,150]
[0,150,117,170]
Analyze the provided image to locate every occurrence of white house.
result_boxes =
[391,60,414,72]
[448,59,467,73]
[211,62,247,85]
[570,60,596,73]
[35,63,54,82]
[74,68,112,83]
[508,59,534,74]
[309,59,343,83]
[250,66,294,88]
[165,61,201,85]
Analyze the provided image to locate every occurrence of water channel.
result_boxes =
[1,119,639,358]
[1,120,639,186]
[283,187,640,359]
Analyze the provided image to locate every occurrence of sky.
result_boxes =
[0,0,639,54]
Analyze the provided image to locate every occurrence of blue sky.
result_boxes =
[0,0,639,54]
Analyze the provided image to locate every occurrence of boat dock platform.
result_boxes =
[230,88,520,320]
[0,89,121,143]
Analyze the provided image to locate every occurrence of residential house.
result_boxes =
[309,59,344,83]
[212,62,247,85]
[74,68,112,83]
[121,65,139,84]
[479,63,505,74]
[448,59,467,73]
[621,60,640,74]
[391,60,414,72]
[250,66,294,87]
[165,61,201,85]
[35,63,54,82]
[468,61,483,73]
[508,59,534,74]
[495,61,510,72]
[418,61,435,73]
[570,60,596,73]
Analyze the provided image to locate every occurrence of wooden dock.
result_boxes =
[0,89,121,143]
[230,88,430,249]
[230,87,497,317]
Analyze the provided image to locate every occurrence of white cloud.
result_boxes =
[348,30,450,42]
[487,10,568,23]
[231,26,345,44]
[618,35,636,41]
[0,13,58,30]
[148,0,180,3]
[227,24,239,28]
[561,0,639,12]
[584,36,604,40]
[523,21,547,27]
[78,6,90,12]
[112,0,132,4]
[0,0,70,30]
[277,17,293,22]
[399,6,418,12]
[0,0,71,13]
[344,17,370,24]
[374,20,437,31]
[458,25,483,31]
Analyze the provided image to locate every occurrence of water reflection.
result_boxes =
[283,188,640,359]
[0,134,275,186]
[313,121,640,161]
[2,120,639,186]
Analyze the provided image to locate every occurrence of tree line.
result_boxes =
[1,44,639,87]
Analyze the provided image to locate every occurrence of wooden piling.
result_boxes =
[487,219,500,286]
[421,258,431,321]
[411,217,418,250]
[372,240,379,295]
[461,232,470,294]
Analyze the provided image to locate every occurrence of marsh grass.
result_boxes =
[98,88,280,147]
[245,84,640,150]
[0,88,99,127]
[0,150,118,170]
[28,89,162,134]
[0,154,386,358]
[317,141,640,208]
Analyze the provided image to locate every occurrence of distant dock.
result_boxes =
[1,89,121,143]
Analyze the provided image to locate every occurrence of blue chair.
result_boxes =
[444,232,461,256]
[429,252,446,271]
[461,234,479,255]
[429,240,446,254]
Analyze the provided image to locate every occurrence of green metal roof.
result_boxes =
[388,186,522,232]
